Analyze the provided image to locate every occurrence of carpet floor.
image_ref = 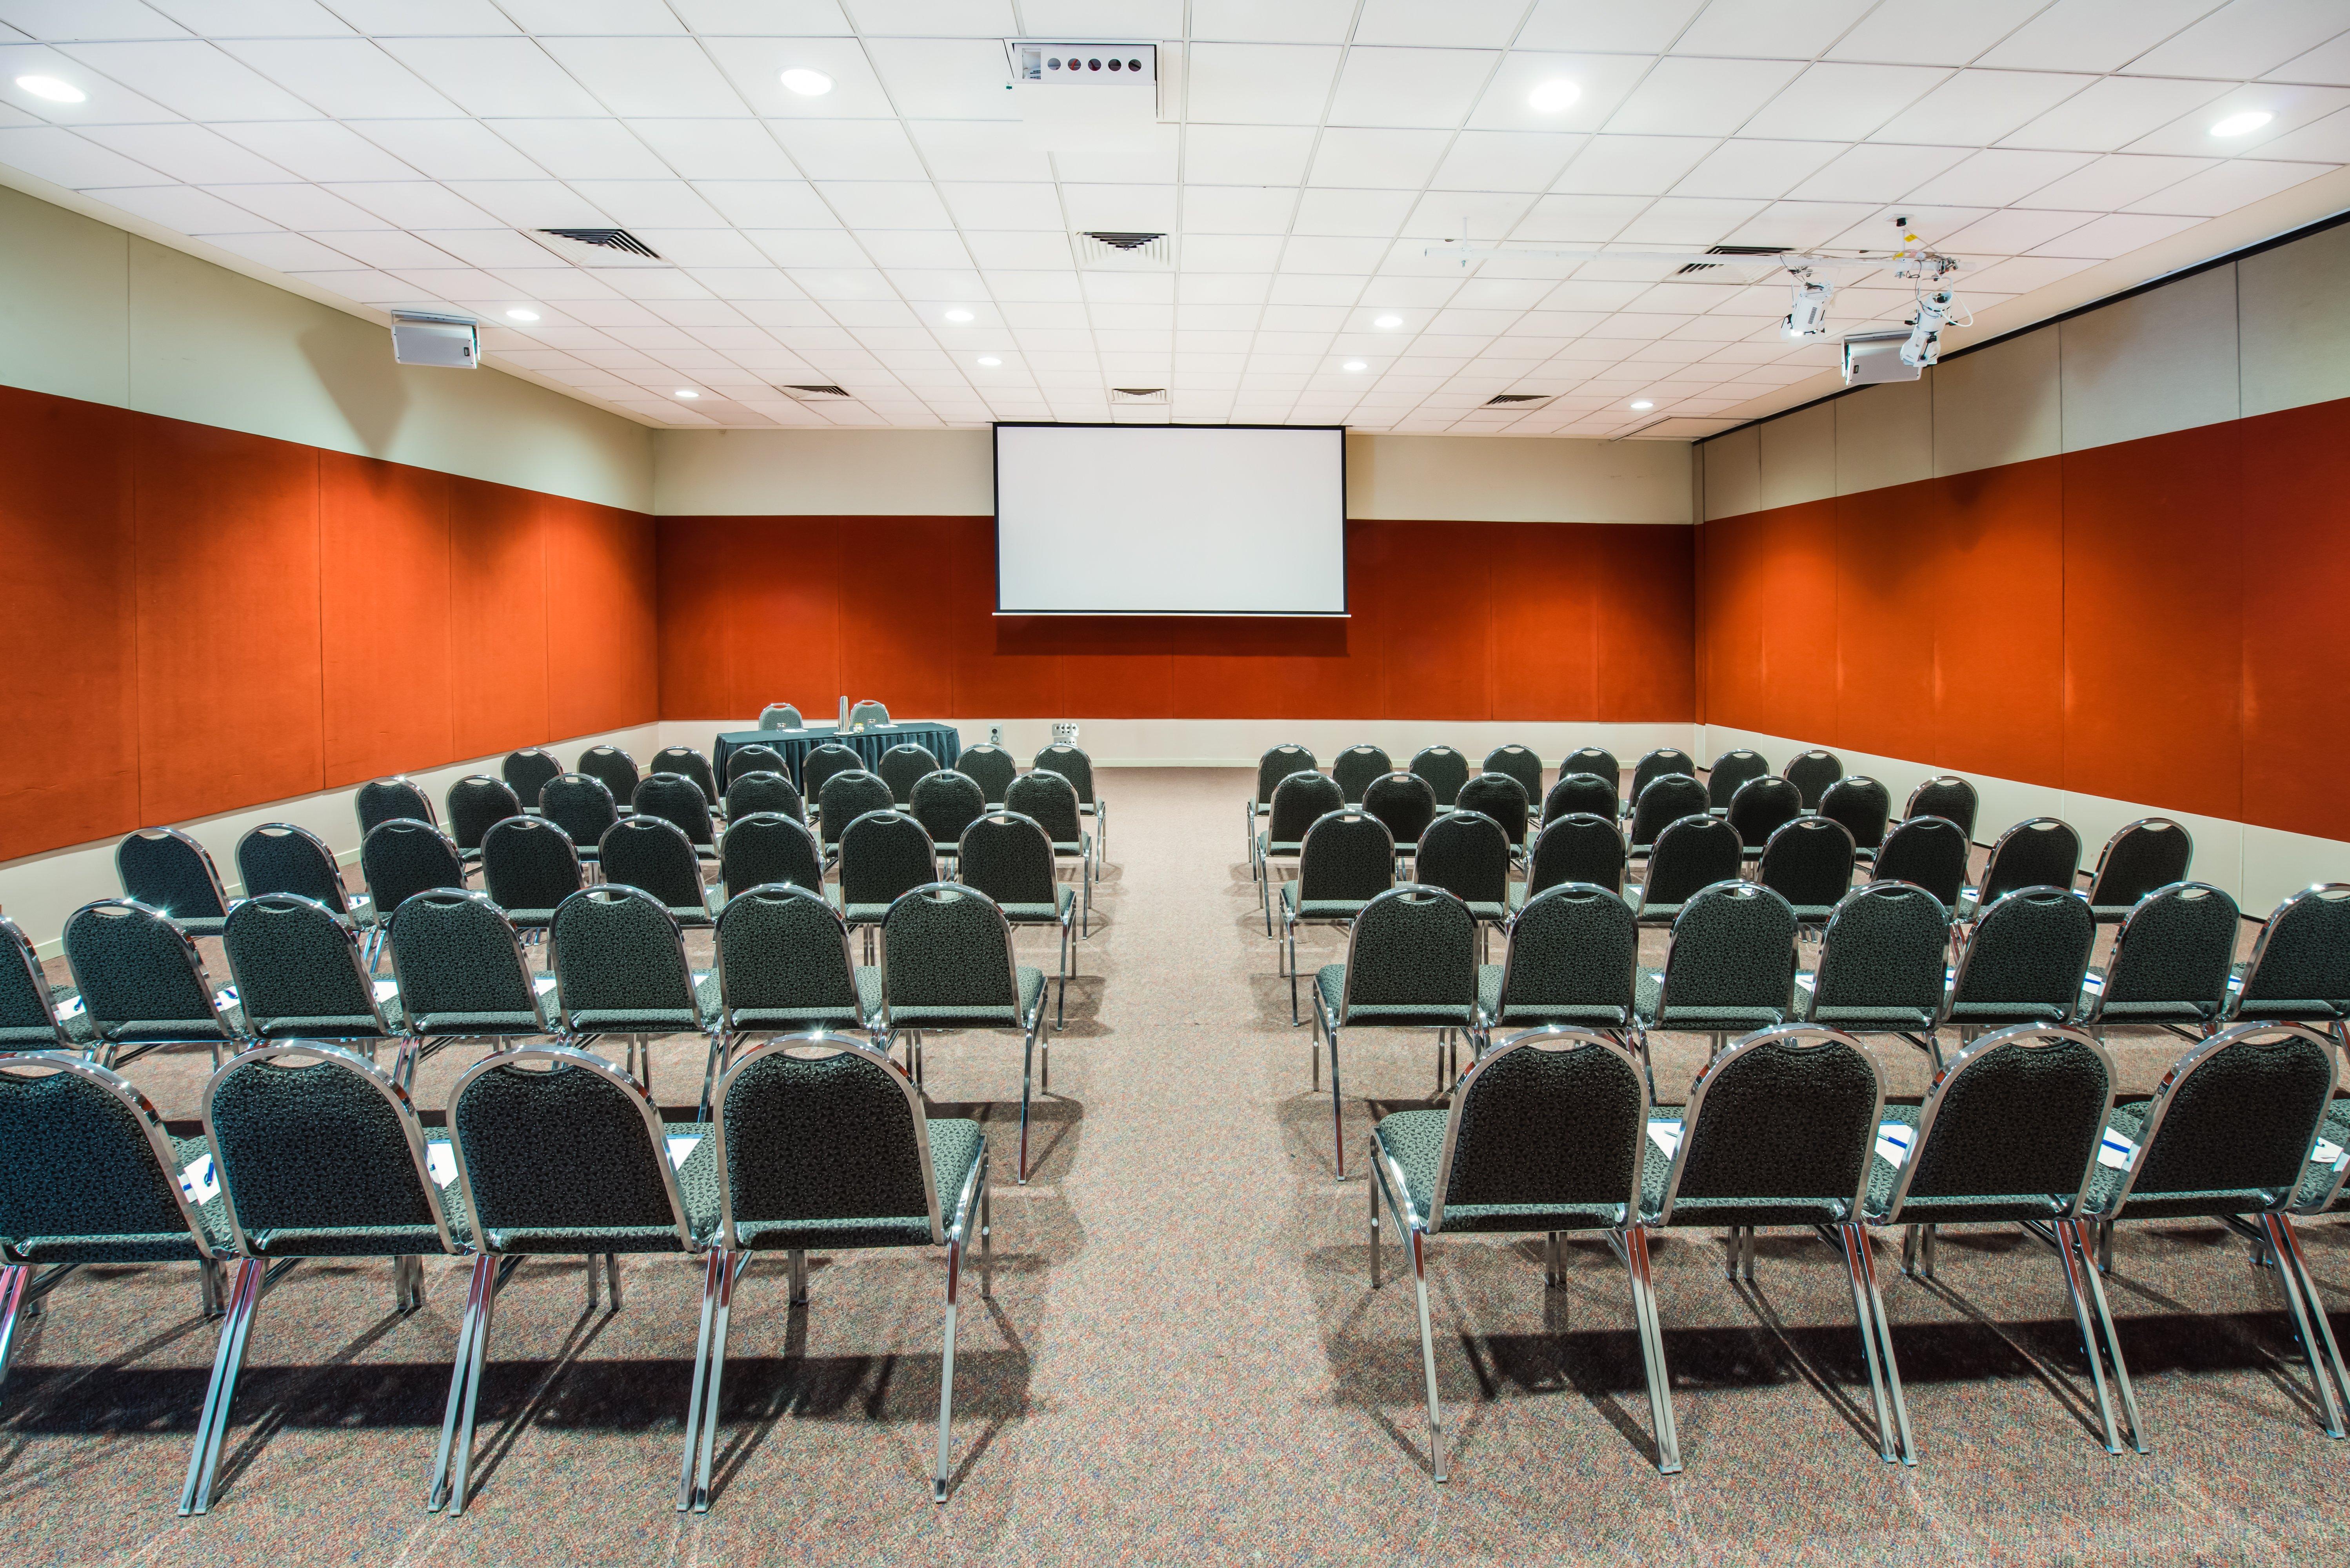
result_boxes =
[9,767,2349,1566]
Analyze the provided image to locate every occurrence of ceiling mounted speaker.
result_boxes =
[389,309,478,368]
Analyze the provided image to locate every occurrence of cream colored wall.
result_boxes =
[0,182,652,511]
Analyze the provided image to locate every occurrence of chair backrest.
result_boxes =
[1032,743,1095,805]
[203,1044,456,1253]
[878,742,942,803]
[598,816,709,914]
[1755,815,1856,912]
[634,773,716,851]
[1875,1024,2114,1223]
[1809,882,1952,1024]
[652,746,721,809]
[2098,1023,2336,1219]
[502,747,560,806]
[2232,884,2350,1023]
[1527,812,1626,897]
[1559,747,1619,789]
[384,889,542,1030]
[1905,775,1979,841]
[801,742,865,802]
[1725,774,1803,851]
[727,743,789,787]
[838,810,940,910]
[1627,771,1710,849]
[1336,885,1478,1017]
[1494,885,1638,1023]
[1004,768,1085,846]
[725,769,804,823]
[115,828,229,924]
[817,769,895,850]
[540,771,620,854]
[356,776,436,835]
[1628,748,1697,808]
[1409,745,1470,808]
[715,1034,945,1248]
[1873,815,1971,909]
[1948,886,2097,1020]
[909,769,986,849]
[448,1048,695,1252]
[1978,818,2081,907]
[1705,749,1770,811]
[849,699,892,727]
[1480,745,1543,807]
[957,812,1060,908]
[1543,771,1618,824]
[550,884,698,1030]
[758,702,803,731]
[1296,810,1396,904]
[1817,775,1891,852]
[360,818,467,916]
[235,822,351,915]
[0,915,71,1049]
[1637,815,1745,911]
[222,894,391,1040]
[715,882,864,1024]
[2088,882,2239,1024]
[1425,1026,1648,1232]
[0,1054,219,1261]
[1413,811,1510,907]
[881,884,1020,1012]
[1651,1025,1883,1224]
[1332,744,1391,804]
[955,743,1019,805]
[577,744,640,803]
[62,899,232,1042]
[1657,882,1798,1021]
[1783,749,1844,811]
[1360,771,1437,849]
[1453,772,1530,846]
[1255,744,1318,805]
[1265,769,1344,844]
[479,815,583,917]
[2085,818,2194,911]
[445,775,521,853]
[720,811,824,894]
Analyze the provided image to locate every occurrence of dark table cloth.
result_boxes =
[712,722,963,785]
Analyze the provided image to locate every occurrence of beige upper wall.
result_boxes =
[654,426,1695,523]
[0,183,652,511]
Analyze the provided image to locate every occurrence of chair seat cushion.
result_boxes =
[1314,965,1476,1026]
[173,916,227,937]
[2081,1100,2289,1220]
[1475,964,1630,1028]
[245,1134,474,1254]
[1800,1000,1937,1030]
[1633,969,1783,1033]
[2295,1105,2350,1210]
[1858,1105,2065,1225]
[997,887,1075,923]
[1945,1001,2071,1024]
[480,1120,719,1254]
[4,1133,233,1265]
[1373,1108,1630,1233]
[2088,997,2217,1022]
[731,967,882,1031]
[734,1117,984,1251]
[410,983,556,1035]
[1280,882,1371,920]
[101,1002,246,1045]
[888,967,1047,1028]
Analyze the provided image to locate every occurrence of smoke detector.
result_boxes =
[1109,387,1168,403]
[1076,231,1172,270]
[1483,393,1555,409]
[526,227,667,268]
[777,384,854,401]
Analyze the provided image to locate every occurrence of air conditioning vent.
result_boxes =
[1483,393,1554,408]
[1076,231,1172,270]
[1675,244,1788,276]
[1109,387,1168,403]
[526,227,668,268]
[778,384,854,401]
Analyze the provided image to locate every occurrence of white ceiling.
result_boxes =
[2,0,2346,437]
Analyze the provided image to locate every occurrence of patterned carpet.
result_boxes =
[9,768,2350,1565]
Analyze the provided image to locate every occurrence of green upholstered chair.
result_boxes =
[222,893,401,1054]
[1635,881,1797,1065]
[880,885,1049,1182]
[800,742,866,808]
[652,746,723,816]
[712,884,883,1093]
[910,769,986,869]
[954,744,1019,811]
[1412,810,1512,941]
[359,819,466,965]
[1454,772,1530,855]
[879,742,943,805]
[1962,817,2080,919]
[444,775,521,868]
[1756,814,1857,926]
[718,811,823,899]
[1254,769,1342,931]
[383,888,558,1087]
[1480,744,1543,812]
[1409,746,1470,809]
[1332,744,1391,805]
[1033,743,1106,855]
[1705,749,1770,814]
[1627,814,1742,927]
[63,898,244,1069]
[1726,774,1803,855]
[551,884,720,1092]
[2077,882,2237,1037]
[1369,1024,1676,1482]
[816,768,894,855]
[1247,744,1318,861]
[680,1033,989,1510]
[1795,882,1949,1047]
[2225,883,2350,1027]
[835,809,940,957]
[725,743,789,788]
[477,815,583,935]
[724,769,803,825]
[1479,883,1638,1035]
[1361,771,1437,870]
[1943,886,2096,1043]
[1311,885,1480,1180]
[0,915,89,1054]
[1005,769,1095,938]
[849,699,892,727]
[116,827,232,937]
[1626,749,1698,819]
[502,748,560,811]
[957,812,1077,1027]
[1904,775,1979,842]
[1626,773,1710,858]
[1279,808,1396,1023]
[539,772,618,869]
[1520,812,1626,905]
[1560,746,1621,793]
[1783,749,1844,811]
[576,744,640,804]
[1818,775,1891,860]
[633,773,718,859]
[357,776,437,837]
[1873,814,1970,911]
[757,702,803,731]
[2082,819,2193,924]
[1542,770,1619,826]
[237,822,367,926]
[599,817,714,927]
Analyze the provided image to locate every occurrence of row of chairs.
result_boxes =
[755,697,891,729]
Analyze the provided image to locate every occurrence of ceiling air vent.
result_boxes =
[1109,387,1168,403]
[1076,230,1172,270]
[778,385,854,401]
[1483,393,1554,409]
[526,227,667,268]
[1674,243,1788,276]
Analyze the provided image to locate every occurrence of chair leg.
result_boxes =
[1328,1025,1348,1180]
[1835,1225,1901,1466]
[690,1250,742,1512]
[445,1254,503,1515]
[1287,924,1300,1025]
[1056,921,1069,1029]
[1614,1225,1681,1474]
[1018,1024,1037,1184]
[2264,1212,2347,1439]
[1851,1225,1915,1465]
[2049,1219,2129,1454]
[0,1264,29,1405]
[428,1254,494,1511]
[180,1255,267,1515]
[1368,1146,1383,1289]
[934,1226,965,1504]
[678,1249,724,1512]
[788,1248,808,1305]
[1409,1228,1447,1483]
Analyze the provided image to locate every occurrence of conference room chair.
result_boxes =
[725,769,804,825]
[1034,743,1108,855]
[910,769,986,869]
[1942,887,2097,1049]
[2223,883,2350,1029]
[2288,1073,2350,1425]
[1784,749,1845,811]
[954,743,1019,810]
[1861,1024,2125,1454]
[445,775,521,869]
[1635,882,1798,1065]
[1520,812,1627,904]
[1873,814,1972,912]
[710,885,882,1113]
[359,819,467,964]
[1256,770,1345,932]
[116,827,232,937]
[62,900,244,1069]
[2078,1022,2343,1444]
[758,702,803,731]
[1793,883,1949,1051]
[1818,775,1892,860]
[600,817,716,928]
[836,809,940,960]
[1726,774,1803,856]
[478,816,584,936]
[0,1053,234,1506]
[1454,772,1531,855]
[2083,819,2194,923]
[879,884,1050,1182]
[1542,770,1619,826]
[0,914,89,1053]
[725,742,789,788]
[1705,749,1770,814]
[1641,1024,1908,1466]
[816,768,896,858]
[1247,744,1318,863]
[1477,883,1638,1035]
[540,772,620,871]
[682,1032,988,1511]
[801,743,866,816]
[2076,882,2238,1038]
[431,1046,717,1515]
[849,699,892,727]
[1625,772,1710,858]
[1480,744,1543,811]
[1310,885,1481,1179]
[1332,744,1391,805]
[1629,815,1744,927]
[221,893,400,1054]
[1756,815,1858,929]
[1963,817,2082,919]
[357,776,438,837]
[236,822,368,926]
[1409,745,1470,809]
[1559,746,1621,792]
[1361,771,1437,871]
[634,774,719,861]
[880,742,943,804]
[551,884,721,1093]
[383,889,559,1088]
[716,813,823,902]
[1905,775,1981,842]
[578,744,641,804]
[1625,748,1698,817]
[958,812,1078,1027]
[1366,1023,1675,1484]
[1278,809,1396,1023]
[188,1043,468,1514]
[502,748,560,813]
[1005,769,1096,938]
[653,746,723,815]
[1413,811,1512,952]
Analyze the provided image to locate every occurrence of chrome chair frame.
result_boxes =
[63,897,245,1069]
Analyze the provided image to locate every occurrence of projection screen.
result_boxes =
[994,423,1347,615]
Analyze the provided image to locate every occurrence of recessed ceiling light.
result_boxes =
[780,67,834,96]
[2210,109,2273,138]
[505,307,540,322]
[1527,78,1579,113]
[976,356,1002,367]
[15,75,85,103]
[1629,399,1654,410]
[943,308,974,323]
[674,388,700,399]
[1373,314,1403,329]
[1342,360,1367,372]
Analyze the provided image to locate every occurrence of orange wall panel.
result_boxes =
[446,477,550,762]
[651,515,736,720]
[836,516,958,717]
[1489,524,1598,721]
[1596,524,1695,722]
[1831,480,1938,764]
[545,498,658,740]
[320,451,451,788]
[2241,399,2350,838]
[1926,459,2065,786]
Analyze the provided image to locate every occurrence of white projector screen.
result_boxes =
[994,423,1347,615]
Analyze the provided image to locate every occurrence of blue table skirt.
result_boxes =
[714,723,963,785]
